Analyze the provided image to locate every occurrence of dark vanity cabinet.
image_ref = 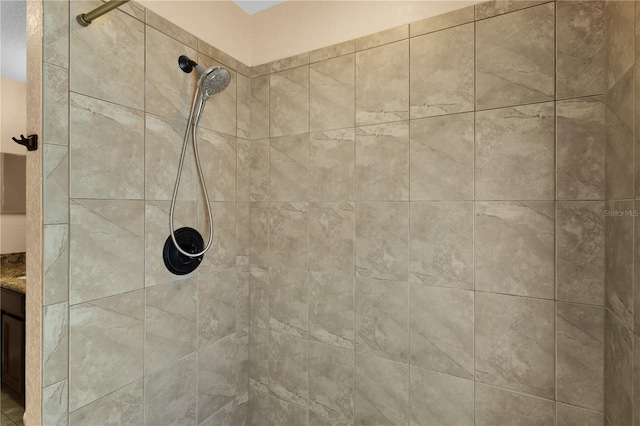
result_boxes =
[1,288,26,397]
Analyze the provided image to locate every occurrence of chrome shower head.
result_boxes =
[198,66,231,100]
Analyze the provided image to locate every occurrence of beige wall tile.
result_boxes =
[557,201,605,305]
[409,367,474,426]
[410,285,474,380]
[410,6,474,37]
[606,70,634,200]
[355,353,408,425]
[355,121,409,201]
[557,303,604,412]
[355,277,408,363]
[70,200,144,304]
[475,102,555,200]
[197,335,236,422]
[409,202,473,289]
[604,312,633,426]
[251,75,270,140]
[250,265,269,329]
[145,114,197,201]
[309,129,355,202]
[250,139,269,201]
[69,291,144,411]
[355,202,408,281]
[197,201,237,273]
[270,202,309,270]
[197,53,237,137]
[146,9,197,48]
[237,138,251,201]
[198,39,237,70]
[309,272,354,350]
[237,266,250,335]
[198,268,237,348]
[237,73,251,139]
[268,396,307,425]
[43,63,68,146]
[43,224,69,305]
[636,64,640,198]
[475,202,555,299]
[43,0,68,67]
[557,1,605,99]
[70,1,144,110]
[475,293,555,399]
[269,331,308,407]
[356,25,408,51]
[475,0,550,20]
[250,202,269,267]
[42,380,68,426]
[198,128,237,201]
[145,279,197,374]
[410,113,474,201]
[557,97,606,200]
[144,354,197,425]
[556,403,604,426]
[69,93,144,200]
[308,342,354,424]
[248,389,268,426]
[270,66,310,137]
[310,54,355,132]
[249,327,269,394]
[237,202,250,265]
[355,40,409,126]
[270,134,309,201]
[604,0,635,89]
[310,40,355,63]
[309,202,354,276]
[410,24,474,118]
[43,144,68,225]
[476,3,554,110]
[270,52,310,73]
[42,302,68,387]
[475,383,555,426]
[69,380,143,426]
[605,200,634,330]
[200,400,236,426]
[269,267,308,338]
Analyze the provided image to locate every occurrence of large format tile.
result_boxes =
[410,6,474,37]
[237,138,251,202]
[308,342,354,425]
[355,202,408,281]
[69,291,144,411]
[605,200,634,330]
[145,279,197,374]
[43,0,68,67]
[144,354,197,426]
[409,202,473,289]
[43,144,68,225]
[355,40,409,126]
[605,0,635,89]
[476,3,554,110]
[410,367,474,426]
[310,40,355,63]
[355,353,408,425]
[146,26,197,121]
[309,202,354,276]
[269,331,308,407]
[475,293,555,399]
[410,113,474,201]
[310,54,355,132]
[237,73,251,139]
[309,128,355,202]
[42,380,68,426]
[249,265,269,329]
[356,25,408,51]
[556,1,605,99]
[270,134,309,201]
[198,268,237,348]
[248,389,268,426]
[475,102,555,200]
[270,52,309,73]
[250,139,269,201]
[269,267,308,338]
[43,224,69,305]
[474,0,549,19]
[250,75,269,140]
[249,327,269,394]
[270,66,309,137]
[43,63,68,147]
[197,53,237,137]
[269,202,309,270]
[604,312,633,426]
[197,128,237,201]
[606,70,634,200]
[410,23,474,118]
[475,384,554,426]
[43,302,68,387]
[69,93,144,199]
[355,277,408,363]
[69,380,143,426]
[556,201,605,305]
[197,201,237,274]
[70,1,144,110]
[355,121,409,201]
[145,114,197,201]
[556,403,604,426]
[309,272,354,350]
[198,335,236,422]
[268,397,307,426]
[556,97,606,200]
[475,202,555,299]
[70,200,144,304]
[557,303,604,412]
[249,202,269,267]
[410,285,474,380]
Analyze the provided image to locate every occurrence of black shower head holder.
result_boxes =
[178,55,198,74]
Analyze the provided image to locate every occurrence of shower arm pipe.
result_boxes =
[76,0,130,27]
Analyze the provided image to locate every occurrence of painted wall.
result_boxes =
[246,1,607,424]
[0,77,27,254]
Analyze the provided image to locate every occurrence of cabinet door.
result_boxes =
[1,314,25,395]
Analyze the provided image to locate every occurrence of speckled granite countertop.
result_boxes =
[1,253,26,294]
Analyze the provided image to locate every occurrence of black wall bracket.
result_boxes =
[12,134,38,151]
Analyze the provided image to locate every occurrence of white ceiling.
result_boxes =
[1,0,27,82]
[234,1,285,15]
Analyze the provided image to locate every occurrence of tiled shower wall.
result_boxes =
[39,1,251,424]
[603,1,639,425]
[246,1,608,425]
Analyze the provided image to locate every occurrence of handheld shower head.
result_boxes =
[199,66,231,100]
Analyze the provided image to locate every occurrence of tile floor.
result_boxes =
[0,386,24,426]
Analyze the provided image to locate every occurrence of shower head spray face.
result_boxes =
[199,66,231,100]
